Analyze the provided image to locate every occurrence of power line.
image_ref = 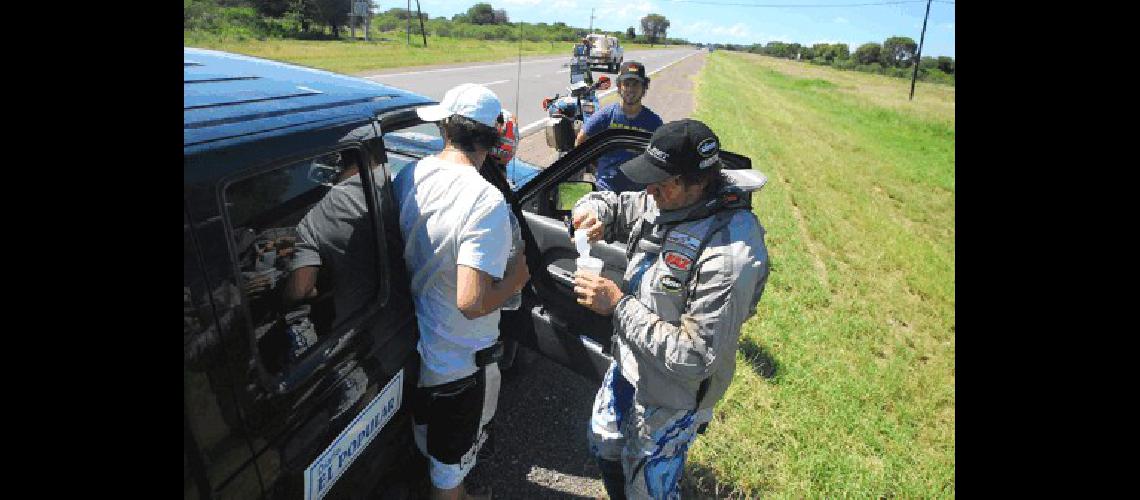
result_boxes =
[663,0,931,7]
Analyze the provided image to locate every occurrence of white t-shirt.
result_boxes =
[392,156,512,387]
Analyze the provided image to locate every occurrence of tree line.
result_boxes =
[711,35,954,85]
[185,0,687,45]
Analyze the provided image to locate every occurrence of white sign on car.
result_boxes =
[304,369,404,500]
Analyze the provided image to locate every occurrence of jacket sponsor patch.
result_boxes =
[663,251,693,271]
[698,138,718,157]
[658,274,683,293]
[666,232,701,252]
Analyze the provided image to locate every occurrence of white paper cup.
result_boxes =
[576,256,604,276]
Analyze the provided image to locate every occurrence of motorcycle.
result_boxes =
[540,56,611,156]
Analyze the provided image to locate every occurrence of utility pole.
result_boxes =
[589,8,595,33]
[909,0,931,101]
[416,0,427,46]
[406,0,411,46]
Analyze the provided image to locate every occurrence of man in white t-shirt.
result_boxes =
[392,83,530,500]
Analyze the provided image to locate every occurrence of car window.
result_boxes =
[517,133,648,217]
[572,142,644,196]
[223,148,384,377]
[378,119,542,192]
[382,122,444,178]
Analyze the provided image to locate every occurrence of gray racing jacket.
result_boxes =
[572,169,770,410]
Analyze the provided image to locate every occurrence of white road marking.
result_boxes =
[482,79,510,86]
[556,69,569,73]
[518,117,552,137]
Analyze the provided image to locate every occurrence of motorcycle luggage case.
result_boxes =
[545,115,576,152]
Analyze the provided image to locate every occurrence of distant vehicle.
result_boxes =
[585,33,624,72]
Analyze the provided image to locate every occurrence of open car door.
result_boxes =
[504,128,754,383]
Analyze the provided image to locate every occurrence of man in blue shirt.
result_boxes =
[575,61,664,193]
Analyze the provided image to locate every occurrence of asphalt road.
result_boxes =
[482,348,607,498]
[359,47,701,134]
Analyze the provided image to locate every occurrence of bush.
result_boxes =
[185,1,286,40]
[888,67,910,78]
[920,68,955,85]
[832,58,856,70]
[373,16,402,32]
[184,3,682,46]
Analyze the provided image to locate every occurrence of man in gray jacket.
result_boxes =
[571,119,770,499]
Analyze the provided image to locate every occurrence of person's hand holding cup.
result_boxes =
[574,256,622,316]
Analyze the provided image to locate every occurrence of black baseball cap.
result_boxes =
[617,61,649,84]
[620,119,722,184]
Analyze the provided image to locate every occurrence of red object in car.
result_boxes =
[489,109,518,166]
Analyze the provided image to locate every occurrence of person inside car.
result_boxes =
[392,83,530,500]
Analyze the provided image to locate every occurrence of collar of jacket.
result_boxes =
[646,169,765,225]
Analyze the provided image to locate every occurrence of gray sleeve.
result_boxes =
[571,190,650,243]
[290,215,323,270]
[613,245,741,384]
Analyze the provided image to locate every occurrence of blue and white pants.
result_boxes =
[587,362,713,499]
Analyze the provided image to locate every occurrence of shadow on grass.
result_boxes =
[739,336,778,380]
[680,460,754,499]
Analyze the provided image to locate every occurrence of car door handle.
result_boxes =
[547,263,575,288]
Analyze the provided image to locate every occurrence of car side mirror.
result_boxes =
[554,181,594,213]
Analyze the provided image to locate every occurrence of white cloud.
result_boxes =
[715,23,752,38]
[941,22,954,31]
[833,17,849,24]
[678,21,752,39]
[597,0,656,22]
[501,0,542,4]
[552,0,578,8]
[678,21,712,35]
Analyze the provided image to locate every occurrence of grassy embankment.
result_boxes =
[682,51,954,497]
[185,31,669,75]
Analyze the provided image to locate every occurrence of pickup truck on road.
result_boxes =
[586,34,623,72]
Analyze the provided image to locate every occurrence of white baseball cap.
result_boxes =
[416,83,502,128]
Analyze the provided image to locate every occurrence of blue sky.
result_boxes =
[401,0,954,57]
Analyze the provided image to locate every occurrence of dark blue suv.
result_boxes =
[184,47,752,500]
[184,47,551,500]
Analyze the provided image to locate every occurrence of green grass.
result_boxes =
[185,31,669,75]
[683,52,954,497]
